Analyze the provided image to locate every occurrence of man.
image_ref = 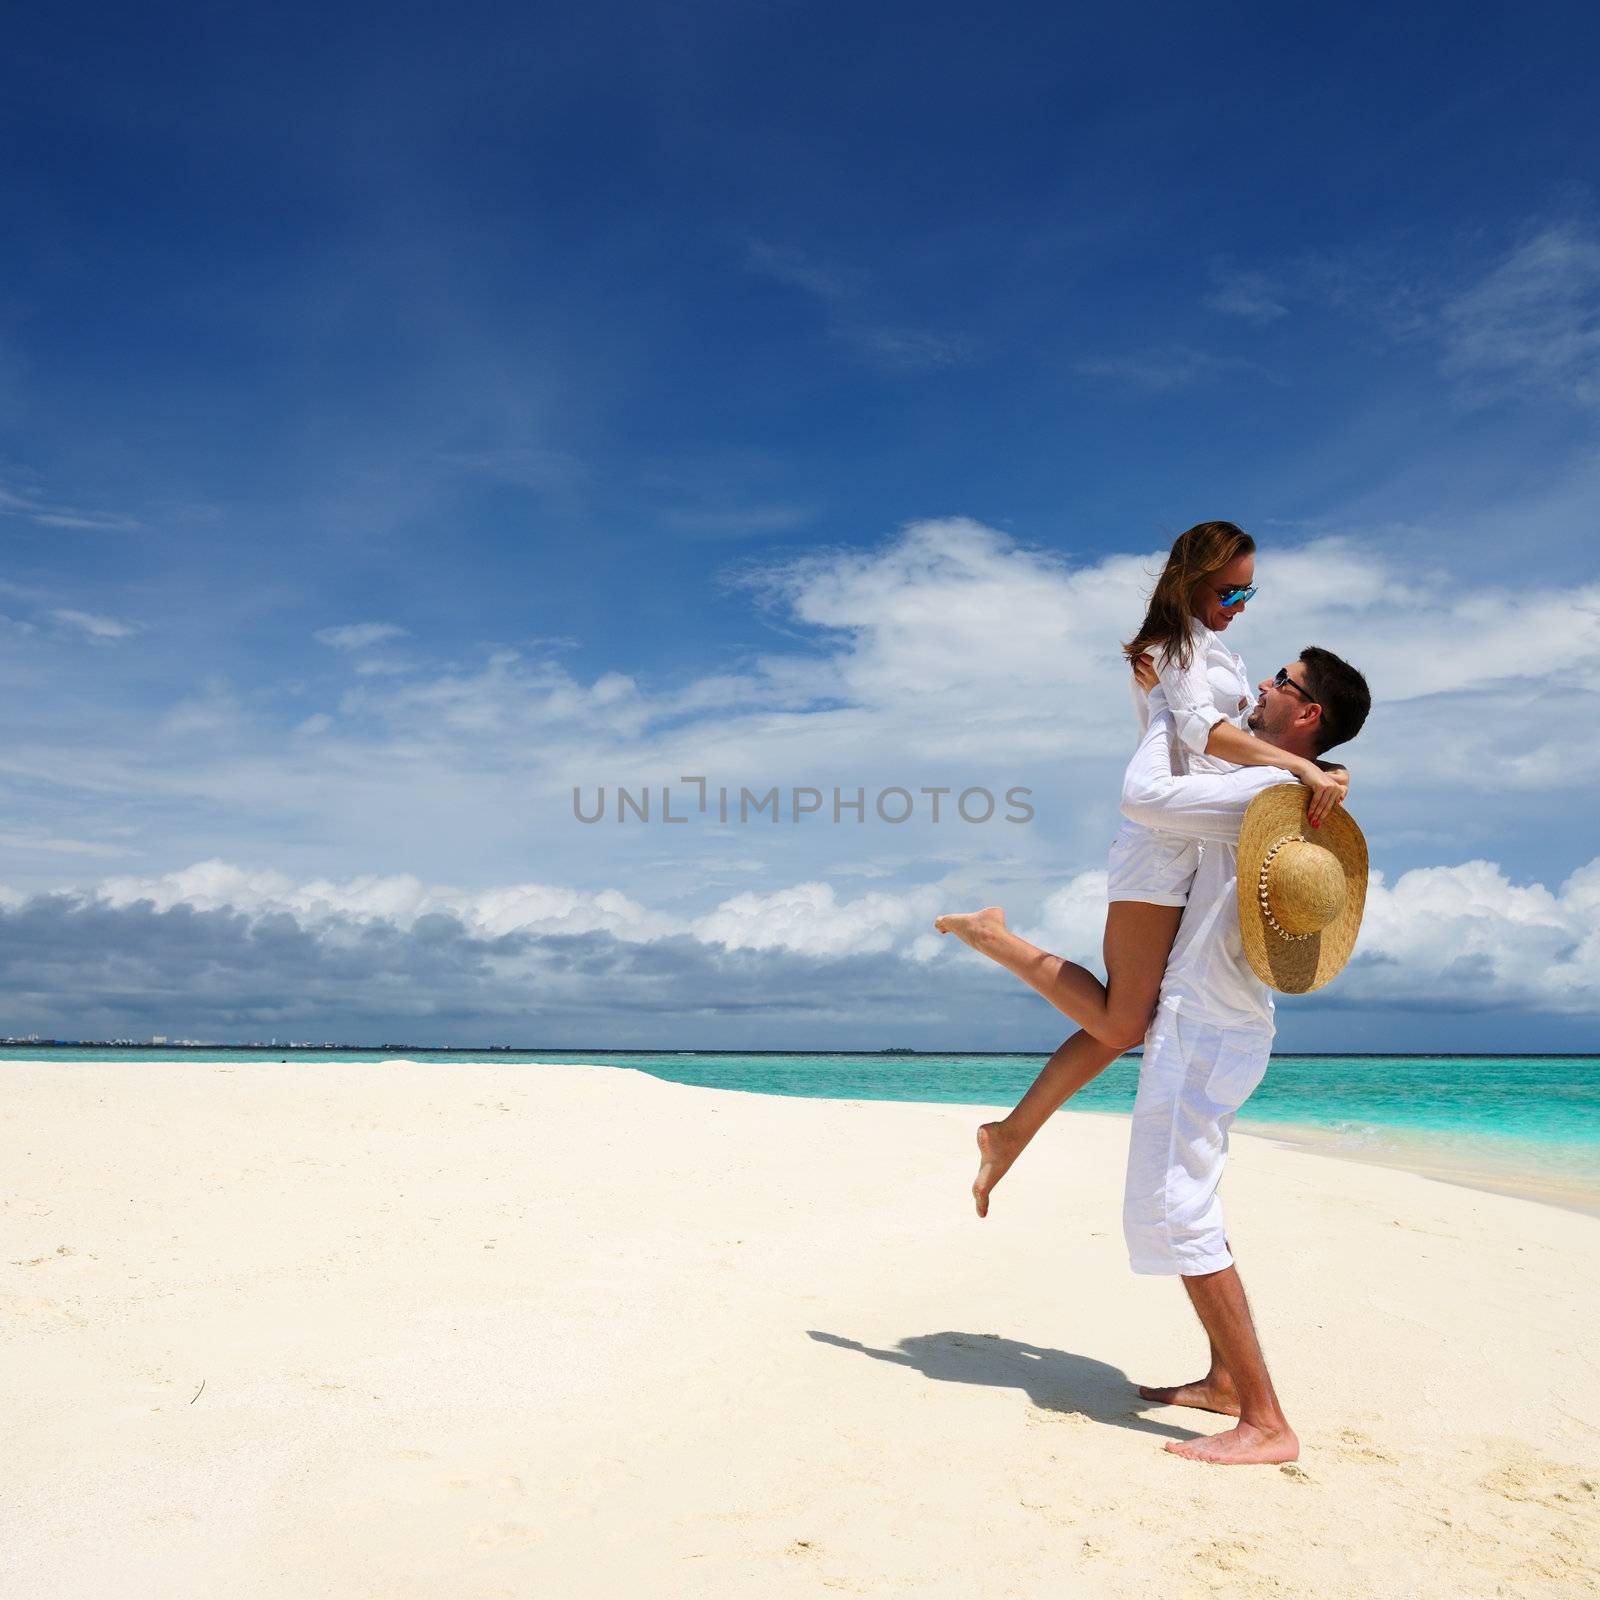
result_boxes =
[935,646,1371,1466]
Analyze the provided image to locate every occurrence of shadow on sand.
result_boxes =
[809,1329,1200,1441]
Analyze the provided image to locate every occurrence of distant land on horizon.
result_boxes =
[3,1040,1595,1060]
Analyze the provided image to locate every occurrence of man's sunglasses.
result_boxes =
[1273,666,1317,704]
[1214,584,1257,607]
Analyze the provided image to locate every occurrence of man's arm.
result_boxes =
[1120,705,1290,843]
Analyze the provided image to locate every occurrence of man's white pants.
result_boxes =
[1123,999,1272,1276]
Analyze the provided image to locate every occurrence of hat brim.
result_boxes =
[1236,784,1368,994]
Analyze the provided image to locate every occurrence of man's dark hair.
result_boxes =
[1299,646,1370,755]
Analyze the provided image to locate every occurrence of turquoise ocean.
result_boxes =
[8,1046,1599,1214]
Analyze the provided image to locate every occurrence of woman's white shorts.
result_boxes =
[1122,1000,1272,1276]
[1106,819,1200,908]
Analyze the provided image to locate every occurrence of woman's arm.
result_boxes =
[1202,720,1349,825]
[1132,652,1348,826]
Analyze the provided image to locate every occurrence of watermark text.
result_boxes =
[572,776,1034,824]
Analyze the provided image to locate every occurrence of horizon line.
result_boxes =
[3,1043,1595,1061]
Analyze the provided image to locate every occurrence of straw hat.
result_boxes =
[1237,784,1368,994]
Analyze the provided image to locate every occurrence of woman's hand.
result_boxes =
[1296,761,1348,828]
[1131,652,1158,693]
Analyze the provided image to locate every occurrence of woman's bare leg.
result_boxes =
[973,1028,1124,1215]
[1101,900,1184,1044]
[937,901,1186,1213]
[935,902,1182,1050]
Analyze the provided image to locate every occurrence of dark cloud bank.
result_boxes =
[0,896,1589,1053]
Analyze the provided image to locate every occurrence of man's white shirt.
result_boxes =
[1119,689,1291,1035]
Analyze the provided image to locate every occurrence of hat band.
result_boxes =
[1257,833,1315,943]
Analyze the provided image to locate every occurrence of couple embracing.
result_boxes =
[935,520,1372,1467]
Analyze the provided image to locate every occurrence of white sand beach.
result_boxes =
[3,1058,1597,1599]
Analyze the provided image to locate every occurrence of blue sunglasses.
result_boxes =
[1215,584,1257,607]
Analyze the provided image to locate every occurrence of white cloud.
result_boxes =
[315,622,409,651]
[1441,222,1600,406]
[0,831,133,858]
[692,880,941,957]
[744,239,971,374]
[1350,856,1600,1013]
[52,608,138,640]
[1233,536,1600,698]
[1181,217,1600,403]
[161,679,242,737]
[744,239,861,302]
[437,447,585,491]
[1073,348,1269,392]
[19,849,1600,1020]
[1204,265,1289,323]
[27,519,1591,801]
[833,322,973,373]
[660,502,816,538]
[89,859,681,944]
[30,512,141,531]
[733,517,1138,743]
[466,883,677,940]
[1024,870,1113,968]
[0,482,142,532]
[338,651,645,741]
[730,519,1600,802]
[5,516,1600,948]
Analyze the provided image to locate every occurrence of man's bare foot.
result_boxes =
[972,1120,1021,1218]
[934,906,1006,952]
[1164,1421,1299,1465]
[1136,1377,1241,1417]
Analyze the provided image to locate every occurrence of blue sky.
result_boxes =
[2,2,1598,1049]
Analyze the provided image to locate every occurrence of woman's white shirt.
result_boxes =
[1130,620,1251,774]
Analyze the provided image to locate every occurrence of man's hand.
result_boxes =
[1132,652,1158,693]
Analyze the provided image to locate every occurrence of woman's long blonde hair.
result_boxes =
[1122,520,1256,674]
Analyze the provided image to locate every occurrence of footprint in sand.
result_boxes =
[12,1296,88,1326]
[13,1244,76,1267]
[1333,1427,1398,1466]
[1024,1403,1089,1426]
[1479,1451,1599,1508]
[1193,1537,1257,1574]
[1390,1218,1459,1239]
[444,1473,528,1494]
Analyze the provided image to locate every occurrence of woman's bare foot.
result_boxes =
[1136,1377,1241,1418]
[1164,1420,1299,1465]
[934,906,1006,952]
[972,1120,1022,1217]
